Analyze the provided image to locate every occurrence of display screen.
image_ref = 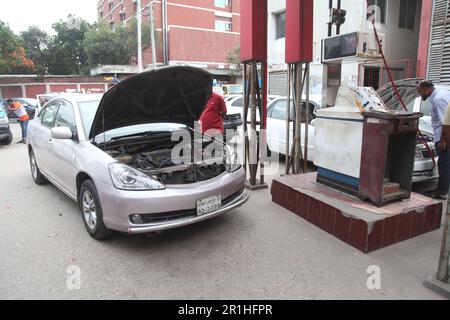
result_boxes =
[323,32,358,61]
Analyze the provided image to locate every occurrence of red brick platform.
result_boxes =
[271,173,443,253]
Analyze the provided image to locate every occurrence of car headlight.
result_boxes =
[109,163,165,191]
[225,146,242,173]
[0,117,8,125]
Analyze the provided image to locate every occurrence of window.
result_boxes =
[399,0,417,30]
[363,66,381,90]
[367,0,386,24]
[55,100,76,131]
[215,0,230,8]
[109,1,114,11]
[275,12,286,39]
[41,101,59,128]
[120,11,126,22]
[215,20,232,31]
[269,100,294,121]
[231,98,243,108]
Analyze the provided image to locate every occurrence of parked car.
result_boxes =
[0,104,13,145]
[224,95,282,133]
[1,98,37,120]
[27,67,248,239]
[265,97,317,161]
[377,78,441,182]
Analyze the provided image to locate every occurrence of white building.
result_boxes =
[267,0,423,98]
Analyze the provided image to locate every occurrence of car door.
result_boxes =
[48,99,78,196]
[267,99,294,155]
[31,100,60,175]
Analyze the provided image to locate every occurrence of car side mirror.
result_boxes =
[51,127,73,140]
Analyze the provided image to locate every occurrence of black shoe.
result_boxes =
[16,139,24,144]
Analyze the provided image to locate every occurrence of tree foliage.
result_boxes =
[46,15,92,75]
[84,18,154,68]
[1,15,157,75]
[0,21,34,74]
[20,26,50,75]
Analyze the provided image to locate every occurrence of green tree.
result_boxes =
[84,23,128,67]
[0,21,34,74]
[20,26,50,75]
[47,15,91,75]
[84,18,154,70]
[226,44,240,66]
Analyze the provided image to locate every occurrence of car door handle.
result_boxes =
[48,138,53,144]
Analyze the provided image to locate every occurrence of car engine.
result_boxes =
[105,139,228,185]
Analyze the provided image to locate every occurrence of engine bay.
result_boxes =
[104,135,228,185]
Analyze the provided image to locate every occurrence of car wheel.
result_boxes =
[0,132,12,145]
[29,149,47,185]
[80,180,113,240]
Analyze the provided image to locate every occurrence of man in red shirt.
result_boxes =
[199,92,227,139]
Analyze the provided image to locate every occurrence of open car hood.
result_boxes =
[89,66,213,140]
[376,78,423,111]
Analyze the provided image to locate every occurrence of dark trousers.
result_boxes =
[436,142,450,193]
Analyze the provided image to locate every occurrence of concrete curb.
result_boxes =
[424,276,450,299]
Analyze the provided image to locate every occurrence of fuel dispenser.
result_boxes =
[314,87,422,206]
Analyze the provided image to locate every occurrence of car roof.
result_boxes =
[52,93,104,103]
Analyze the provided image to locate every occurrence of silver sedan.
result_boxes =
[27,67,248,239]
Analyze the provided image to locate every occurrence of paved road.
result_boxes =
[0,123,445,299]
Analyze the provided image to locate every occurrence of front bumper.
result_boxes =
[127,189,249,234]
[95,168,247,233]
[412,157,439,183]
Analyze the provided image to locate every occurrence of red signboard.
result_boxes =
[240,0,267,63]
[285,0,314,63]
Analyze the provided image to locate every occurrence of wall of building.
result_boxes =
[97,0,240,70]
[267,0,423,96]
[0,76,110,99]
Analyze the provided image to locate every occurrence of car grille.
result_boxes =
[131,188,245,224]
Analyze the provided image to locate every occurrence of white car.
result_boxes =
[266,97,317,161]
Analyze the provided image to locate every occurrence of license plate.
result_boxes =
[197,195,222,216]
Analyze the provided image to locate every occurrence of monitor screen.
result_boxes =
[323,32,358,61]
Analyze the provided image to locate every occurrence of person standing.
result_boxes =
[199,92,227,140]
[6,99,29,144]
[417,81,450,199]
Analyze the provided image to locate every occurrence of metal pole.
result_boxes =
[148,1,157,69]
[304,63,310,173]
[336,0,342,35]
[437,208,450,282]
[260,61,267,184]
[294,63,303,174]
[286,64,291,174]
[137,0,143,72]
[250,63,258,185]
[328,0,333,37]
[162,0,169,66]
[243,64,249,177]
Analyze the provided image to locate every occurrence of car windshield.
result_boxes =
[0,104,5,117]
[78,100,186,142]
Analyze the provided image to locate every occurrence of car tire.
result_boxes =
[79,180,113,240]
[0,132,12,145]
[29,149,47,185]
